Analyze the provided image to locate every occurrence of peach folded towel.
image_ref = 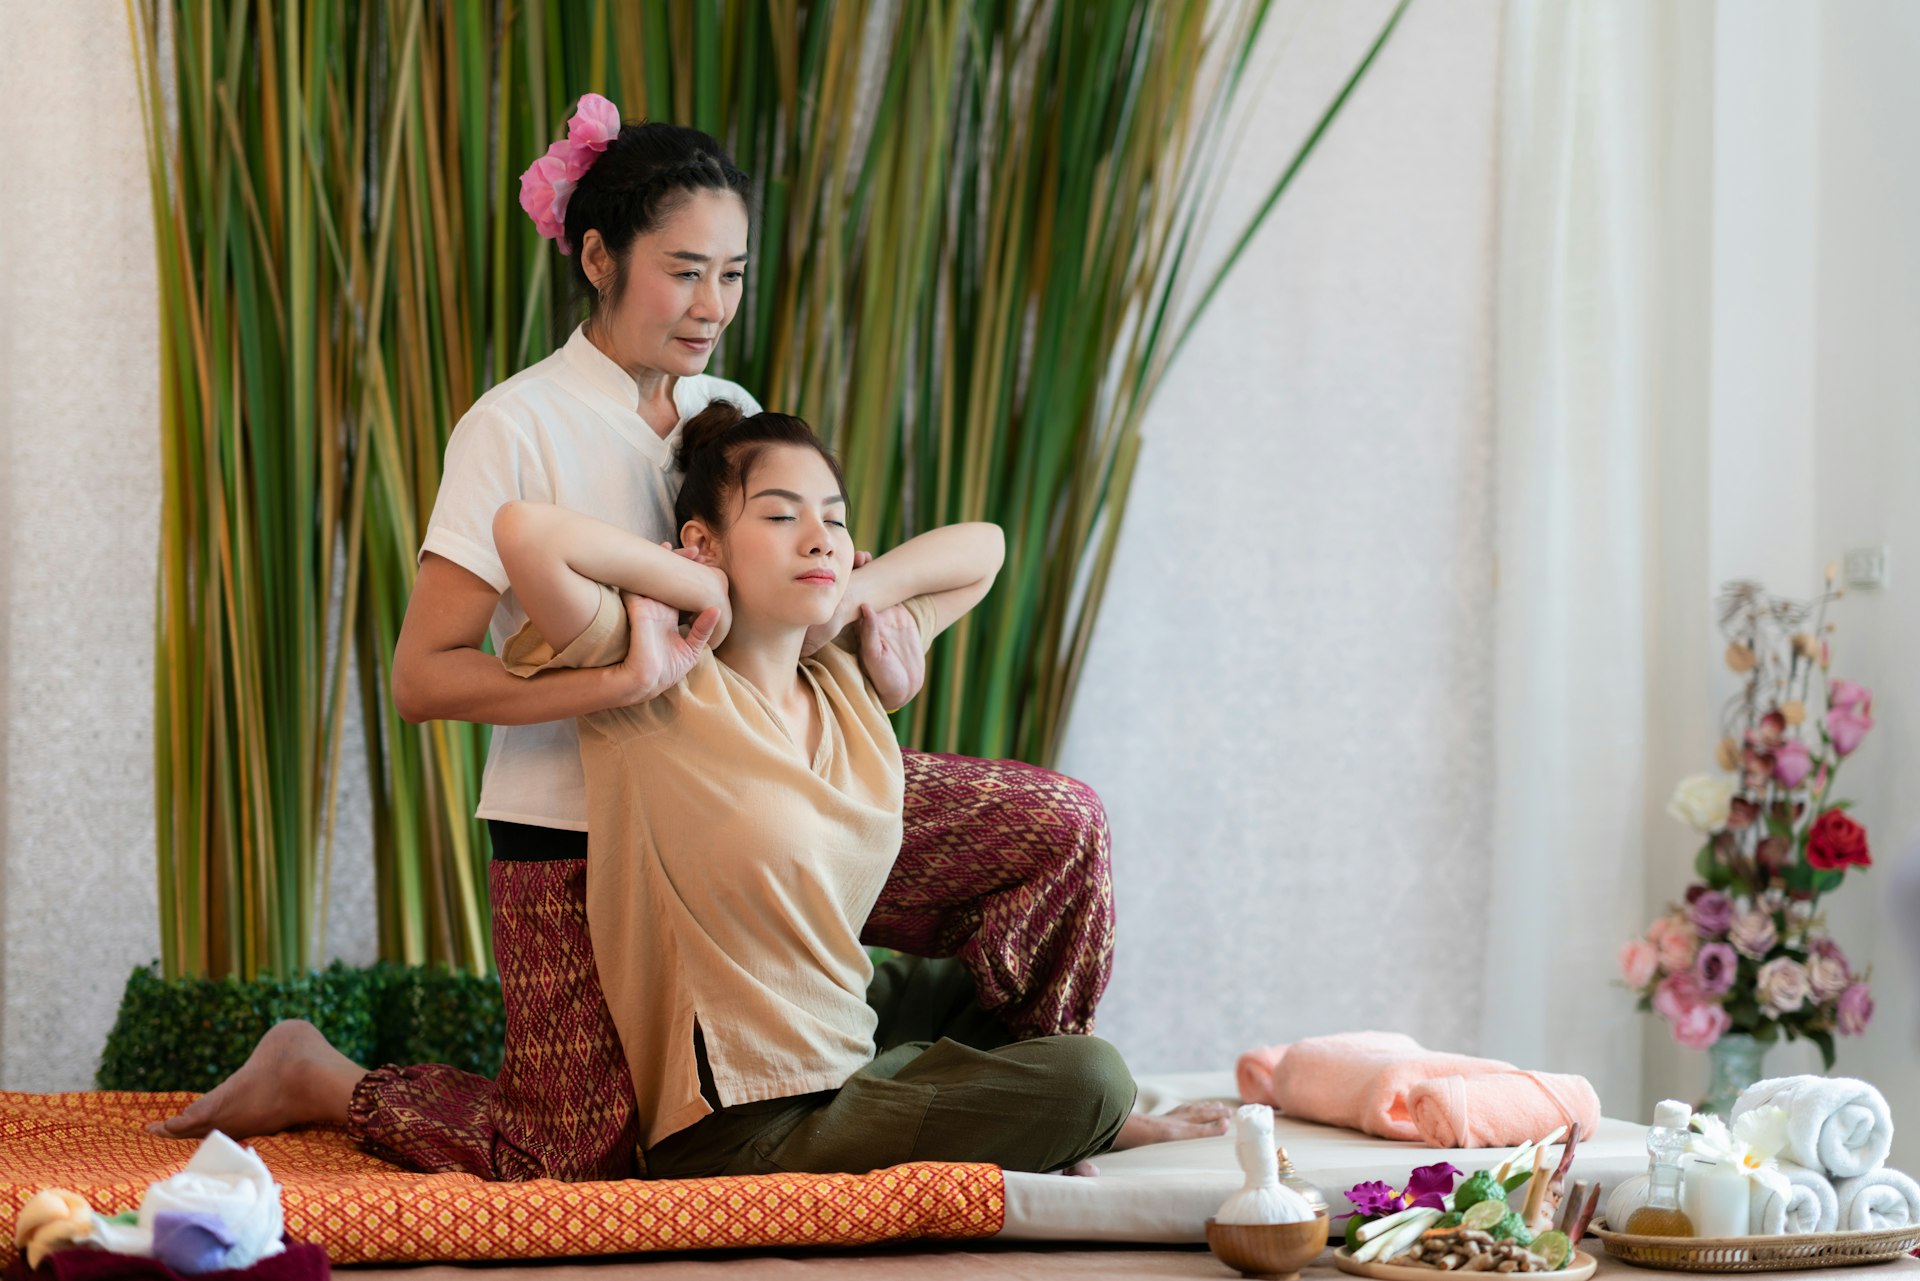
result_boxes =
[1234,1044,1291,1108]
[1244,1033,1514,1140]
[1235,1032,1423,1110]
[1405,1070,1602,1148]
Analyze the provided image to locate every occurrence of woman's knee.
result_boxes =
[1043,1035,1135,1134]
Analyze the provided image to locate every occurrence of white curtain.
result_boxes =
[1483,0,1718,1117]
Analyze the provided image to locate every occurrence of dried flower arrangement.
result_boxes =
[1622,573,1875,1068]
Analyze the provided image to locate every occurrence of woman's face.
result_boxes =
[590,188,748,379]
[685,444,852,632]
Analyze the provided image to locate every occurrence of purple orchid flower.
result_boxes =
[1405,1162,1464,1211]
[1345,1180,1404,1219]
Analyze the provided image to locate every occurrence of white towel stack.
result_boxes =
[1733,1076,1914,1235]
[1834,1169,1920,1231]
[1749,1161,1840,1235]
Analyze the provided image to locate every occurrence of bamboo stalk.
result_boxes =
[135,0,1401,983]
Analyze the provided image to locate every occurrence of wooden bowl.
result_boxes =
[1205,1209,1331,1280]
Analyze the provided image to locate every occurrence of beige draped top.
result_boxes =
[503,584,938,1148]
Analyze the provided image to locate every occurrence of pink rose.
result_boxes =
[566,93,623,153]
[1829,706,1874,756]
[1689,889,1734,937]
[517,95,624,255]
[1827,679,1871,712]
[1806,952,1849,1002]
[1696,943,1739,995]
[1620,938,1659,989]
[1837,982,1874,1036]
[1729,909,1778,960]
[1756,956,1811,1015]
[1654,970,1707,1021]
[1670,1002,1732,1050]
[1648,914,1699,973]
[1774,741,1813,789]
[518,140,589,251]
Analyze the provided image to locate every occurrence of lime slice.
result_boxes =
[1532,1229,1572,1270]
[1461,1200,1508,1233]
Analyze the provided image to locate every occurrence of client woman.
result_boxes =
[485,401,1133,1174]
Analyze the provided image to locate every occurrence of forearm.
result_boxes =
[394,644,633,725]
[497,502,726,614]
[845,522,1004,612]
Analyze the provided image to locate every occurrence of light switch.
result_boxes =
[1842,545,1888,590]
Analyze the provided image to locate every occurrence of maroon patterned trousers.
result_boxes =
[347,750,1116,1181]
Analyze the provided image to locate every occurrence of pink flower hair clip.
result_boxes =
[518,93,622,254]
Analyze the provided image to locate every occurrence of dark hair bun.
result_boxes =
[674,399,747,472]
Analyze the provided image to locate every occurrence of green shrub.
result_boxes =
[98,962,504,1092]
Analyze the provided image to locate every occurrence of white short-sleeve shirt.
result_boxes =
[419,324,761,830]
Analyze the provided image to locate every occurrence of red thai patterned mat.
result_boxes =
[0,1092,1005,1265]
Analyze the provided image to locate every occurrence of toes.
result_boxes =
[146,1115,196,1139]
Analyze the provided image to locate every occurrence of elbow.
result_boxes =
[491,500,531,560]
[390,647,439,724]
[391,663,428,724]
[982,522,1007,580]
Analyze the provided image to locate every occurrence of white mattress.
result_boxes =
[998,1070,1650,1243]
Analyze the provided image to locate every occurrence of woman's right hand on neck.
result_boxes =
[613,592,723,705]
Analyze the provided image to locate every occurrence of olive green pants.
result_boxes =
[641,956,1135,1179]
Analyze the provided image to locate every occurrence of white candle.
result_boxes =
[1682,1155,1753,1239]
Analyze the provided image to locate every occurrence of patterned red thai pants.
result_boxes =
[346,750,1115,1181]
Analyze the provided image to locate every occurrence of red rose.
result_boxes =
[1807,809,1871,870]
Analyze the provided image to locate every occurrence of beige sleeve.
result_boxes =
[902,593,940,654]
[499,582,629,675]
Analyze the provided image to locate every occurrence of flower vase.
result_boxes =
[1700,1032,1767,1116]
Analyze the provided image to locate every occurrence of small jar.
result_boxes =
[1274,1147,1328,1218]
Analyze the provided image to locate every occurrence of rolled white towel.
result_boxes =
[1834,1168,1920,1231]
[1605,1174,1650,1230]
[1750,1161,1838,1235]
[1732,1076,1894,1179]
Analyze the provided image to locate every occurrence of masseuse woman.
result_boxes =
[151,97,1223,1177]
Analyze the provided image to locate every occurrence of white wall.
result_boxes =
[0,0,376,1091]
[1060,1,1502,1075]
[1807,0,1920,1170]
[1632,0,1920,1170]
[0,0,165,1090]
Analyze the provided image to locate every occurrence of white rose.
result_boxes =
[1807,953,1849,1002]
[1667,773,1734,833]
[1757,957,1811,1015]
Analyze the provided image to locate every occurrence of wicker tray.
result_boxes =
[1592,1224,1920,1272]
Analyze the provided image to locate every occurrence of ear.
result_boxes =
[680,519,723,565]
[580,230,617,296]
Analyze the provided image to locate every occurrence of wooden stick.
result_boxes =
[1520,1148,1550,1224]
[1557,1181,1587,1234]
[1569,1184,1604,1241]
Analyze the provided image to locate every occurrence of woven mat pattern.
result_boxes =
[0,1092,1004,1264]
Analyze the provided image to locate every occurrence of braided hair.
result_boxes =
[562,122,751,321]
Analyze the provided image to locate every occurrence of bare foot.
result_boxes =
[1110,1099,1234,1150]
[146,1020,365,1140]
